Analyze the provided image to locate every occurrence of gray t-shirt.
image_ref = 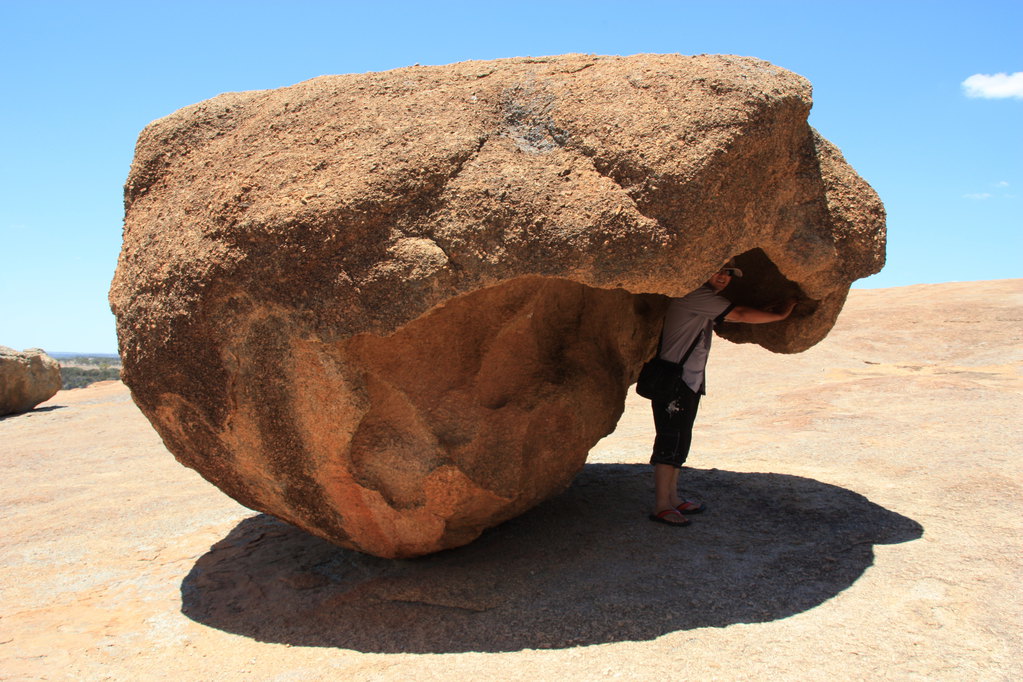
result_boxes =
[658,284,733,394]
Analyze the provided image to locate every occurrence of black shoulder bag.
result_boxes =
[635,331,703,403]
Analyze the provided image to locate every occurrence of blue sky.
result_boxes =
[1,1,1020,354]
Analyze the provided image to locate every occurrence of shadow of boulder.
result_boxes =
[181,464,921,652]
[0,404,66,421]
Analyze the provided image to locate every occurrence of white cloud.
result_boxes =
[963,193,992,200]
[996,180,1009,187]
[961,72,1023,99]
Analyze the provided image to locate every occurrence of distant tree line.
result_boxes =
[59,359,122,390]
[56,355,120,367]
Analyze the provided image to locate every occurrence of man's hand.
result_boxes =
[725,299,797,324]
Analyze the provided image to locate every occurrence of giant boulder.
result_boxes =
[0,347,62,416]
[109,54,885,557]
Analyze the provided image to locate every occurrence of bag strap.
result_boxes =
[654,326,704,368]
[676,329,704,369]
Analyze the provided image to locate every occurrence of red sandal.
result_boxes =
[676,500,706,514]
[648,509,691,526]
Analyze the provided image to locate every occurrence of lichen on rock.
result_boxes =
[110,53,885,557]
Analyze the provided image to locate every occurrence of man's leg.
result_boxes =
[654,462,683,512]
[649,388,701,524]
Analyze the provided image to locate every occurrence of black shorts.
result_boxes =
[649,383,702,468]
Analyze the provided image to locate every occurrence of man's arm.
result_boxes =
[724,300,797,324]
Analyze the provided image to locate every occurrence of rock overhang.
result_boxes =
[110,53,885,557]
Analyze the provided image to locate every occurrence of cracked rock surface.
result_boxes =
[110,53,885,557]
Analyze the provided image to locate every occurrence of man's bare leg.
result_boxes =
[653,463,687,523]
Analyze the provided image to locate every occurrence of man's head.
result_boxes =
[708,262,743,292]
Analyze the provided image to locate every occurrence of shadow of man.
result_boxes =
[181,463,922,653]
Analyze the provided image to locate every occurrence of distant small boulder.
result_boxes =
[0,346,62,416]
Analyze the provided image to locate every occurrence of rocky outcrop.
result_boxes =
[0,347,61,416]
[110,53,885,557]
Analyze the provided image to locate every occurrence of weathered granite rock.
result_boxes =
[0,347,62,416]
[110,54,885,557]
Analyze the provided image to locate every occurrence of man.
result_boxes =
[649,263,796,526]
